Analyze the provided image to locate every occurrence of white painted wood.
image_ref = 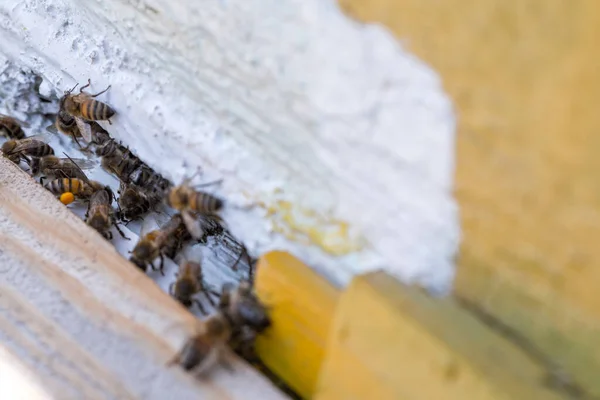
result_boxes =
[0,0,459,293]
[0,157,286,400]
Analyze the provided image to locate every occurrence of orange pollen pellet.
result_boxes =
[60,192,75,205]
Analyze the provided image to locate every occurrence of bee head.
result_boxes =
[2,140,16,154]
[57,110,75,126]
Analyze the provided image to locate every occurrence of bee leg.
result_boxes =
[247,254,256,285]
[158,253,165,276]
[39,176,45,185]
[80,142,93,153]
[166,351,181,367]
[204,290,219,307]
[107,118,113,125]
[149,260,158,272]
[71,133,83,148]
[79,79,91,93]
[192,299,208,315]
[197,234,208,245]
[168,282,175,296]
[114,222,130,240]
[105,231,113,241]
[230,244,247,272]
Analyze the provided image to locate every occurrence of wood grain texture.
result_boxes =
[339,0,600,395]
[254,251,339,398]
[314,271,565,400]
[0,156,286,400]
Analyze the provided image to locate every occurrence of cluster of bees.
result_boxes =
[0,79,271,376]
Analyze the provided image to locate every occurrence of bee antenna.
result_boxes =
[184,167,203,185]
[65,83,78,95]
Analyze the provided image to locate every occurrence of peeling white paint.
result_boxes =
[0,0,460,293]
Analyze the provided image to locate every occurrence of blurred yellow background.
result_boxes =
[339,0,600,395]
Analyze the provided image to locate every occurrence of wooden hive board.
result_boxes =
[0,155,287,400]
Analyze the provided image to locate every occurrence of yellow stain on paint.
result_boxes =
[267,200,365,256]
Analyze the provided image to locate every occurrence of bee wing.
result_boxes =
[61,152,91,184]
[15,118,30,128]
[64,157,95,170]
[182,211,204,240]
[201,213,226,229]
[0,114,30,127]
[146,210,174,231]
[45,122,59,134]
[8,135,50,154]
[75,117,93,142]
[23,133,51,142]
[54,169,72,179]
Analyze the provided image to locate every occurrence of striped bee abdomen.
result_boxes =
[31,144,55,157]
[46,178,86,196]
[190,192,223,214]
[81,100,115,121]
[0,120,24,139]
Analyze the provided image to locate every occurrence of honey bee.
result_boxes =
[88,121,112,145]
[129,214,191,274]
[100,149,142,183]
[2,136,54,164]
[44,177,105,200]
[162,220,192,261]
[0,114,28,139]
[43,153,104,201]
[167,280,271,375]
[167,175,224,240]
[169,260,219,314]
[220,279,272,362]
[53,110,81,142]
[117,181,152,223]
[76,121,112,153]
[168,313,232,375]
[30,154,94,180]
[60,79,115,142]
[85,186,129,240]
[131,164,172,195]
[195,214,225,244]
[94,136,126,158]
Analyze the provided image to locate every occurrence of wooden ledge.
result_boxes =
[0,156,285,399]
